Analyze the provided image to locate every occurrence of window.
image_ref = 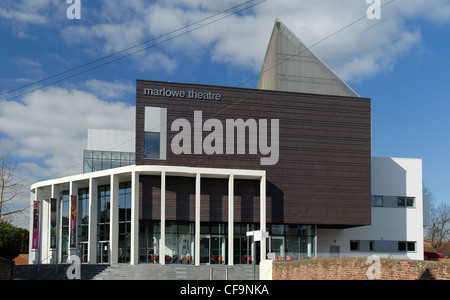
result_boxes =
[350,240,360,251]
[144,107,167,160]
[83,150,135,173]
[144,132,160,159]
[406,198,415,207]
[397,197,415,207]
[119,182,132,263]
[398,241,416,252]
[372,196,383,207]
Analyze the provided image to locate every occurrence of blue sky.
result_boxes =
[0,0,449,227]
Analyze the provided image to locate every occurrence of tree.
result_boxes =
[427,202,450,253]
[0,220,23,260]
[0,150,25,221]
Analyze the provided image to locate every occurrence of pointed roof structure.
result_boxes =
[257,19,359,97]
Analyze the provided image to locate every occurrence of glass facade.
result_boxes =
[77,188,89,263]
[139,221,161,263]
[54,182,316,265]
[97,185,110,263]
[144,132,160,159]
[269,224,316,261]
[138,221,316,265]
[59,191,70,260]
[119,182,132,263]
[83,150,135,173]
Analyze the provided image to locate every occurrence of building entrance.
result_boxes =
[78,242,88,263]
[200,234,226,264]
[98,241,109,264]
[199,235,210,264]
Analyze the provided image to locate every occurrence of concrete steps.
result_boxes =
[14,264,109,280]
[14,263,259,280]
[94,264,259,280]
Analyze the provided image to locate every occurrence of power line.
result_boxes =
[23,0,396,183]
[0,0,266,104]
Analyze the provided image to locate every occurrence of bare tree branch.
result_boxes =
[427,202,450,253]
[0,150,25,221]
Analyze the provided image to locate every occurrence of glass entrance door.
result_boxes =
[78,242,88,263]
[200,235,210,264]
[98,241,109,264]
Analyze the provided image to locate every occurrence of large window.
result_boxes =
[144,132,160,159]
[119,182,132,263]
[138,221,316,264]
[144,106,167,160]
[59,191,70,260]
[139,221,161,264]
[371,195,416,208]
[97,185,110,263]
[350,239,417,252]
[83,150,135,173]
[77,188,89,243]
[77,189,89,263]
[269,224,315,261]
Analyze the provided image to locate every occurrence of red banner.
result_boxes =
[70,195,77,248]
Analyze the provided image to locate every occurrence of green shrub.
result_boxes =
[0,220,23,260]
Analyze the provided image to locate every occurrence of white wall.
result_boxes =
[87,129,135,152]
[318,157,424,260]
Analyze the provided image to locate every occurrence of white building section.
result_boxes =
[318,157,424,260]
[87,129,135,153]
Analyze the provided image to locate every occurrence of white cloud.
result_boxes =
[0,0,64,36]
[0,85,135,227]
[0,86,135,180]
[3,0,450,82]
[83,79,135,100]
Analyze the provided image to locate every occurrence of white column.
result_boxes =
[195,172,201,266]
[228,174,234,266]
[68,181,78,258]
[130,171,140,265]
[110,174,119,265]
[88,178,98,264]
[260,175,267,263]
[41,195,50,263]
[160,171,166,265]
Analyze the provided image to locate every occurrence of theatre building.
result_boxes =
[29,20,425,266]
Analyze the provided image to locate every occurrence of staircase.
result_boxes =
[14,264,109,280]
[14,264,259,280]
[93,264,259,280]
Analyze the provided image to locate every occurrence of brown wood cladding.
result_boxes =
[136,80,372,227]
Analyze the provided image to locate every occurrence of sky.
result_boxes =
[0,0,449,228]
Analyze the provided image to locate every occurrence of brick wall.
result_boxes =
[272,258,450,280]
[0,257,14,280]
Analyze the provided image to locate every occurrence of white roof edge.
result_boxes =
[31,165,266,190]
